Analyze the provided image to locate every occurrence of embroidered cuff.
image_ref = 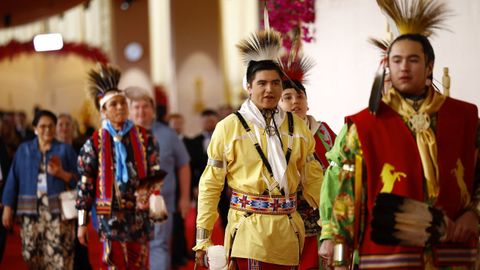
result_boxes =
[319,222,334,241]
[207,158,224,169]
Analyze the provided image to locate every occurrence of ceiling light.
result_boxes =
[120,0,133,10]
[33,33,63,52]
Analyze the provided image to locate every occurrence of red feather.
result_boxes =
[280,55,314,84]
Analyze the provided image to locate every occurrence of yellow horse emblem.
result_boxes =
[380,163,406,193]
[451,159,470,206]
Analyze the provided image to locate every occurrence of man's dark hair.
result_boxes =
[201,109,219,117]
[246,60,283,85]
[387,34,435,66]
[32,110,57,126]
[282,80,306,95]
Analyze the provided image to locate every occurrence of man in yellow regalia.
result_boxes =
[193,29,323,270]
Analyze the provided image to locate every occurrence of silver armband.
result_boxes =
[333,243,348,266]
[78,209,89,226]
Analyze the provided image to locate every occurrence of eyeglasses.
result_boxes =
[37,124,55,130]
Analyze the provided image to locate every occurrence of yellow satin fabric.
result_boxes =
[382,88,445,201]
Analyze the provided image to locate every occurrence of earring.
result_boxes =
[34,130,38,135]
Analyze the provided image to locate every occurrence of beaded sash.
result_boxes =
[230,190,296,215]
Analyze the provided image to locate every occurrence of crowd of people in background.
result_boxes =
[0,109,93,269]
[0,103,232,269]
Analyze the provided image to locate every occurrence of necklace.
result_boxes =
[260,109,278,136]
[401,89,427,111]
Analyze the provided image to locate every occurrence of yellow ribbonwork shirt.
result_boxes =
[194,113,323,266]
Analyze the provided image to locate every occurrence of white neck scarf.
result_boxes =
[306,115,320,135]
[238,99,288,195]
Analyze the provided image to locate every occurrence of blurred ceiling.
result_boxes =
[0,0,87,28]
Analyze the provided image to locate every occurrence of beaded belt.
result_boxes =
[230,190,296,215]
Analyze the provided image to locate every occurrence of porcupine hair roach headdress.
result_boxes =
[88,64,122,110]
[367,0,450,114]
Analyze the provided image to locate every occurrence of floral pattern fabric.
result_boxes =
[20,195,75,270]
[76,128,161,242]
[296,188,321,236]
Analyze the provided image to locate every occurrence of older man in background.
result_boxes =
[126,87,191,270]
